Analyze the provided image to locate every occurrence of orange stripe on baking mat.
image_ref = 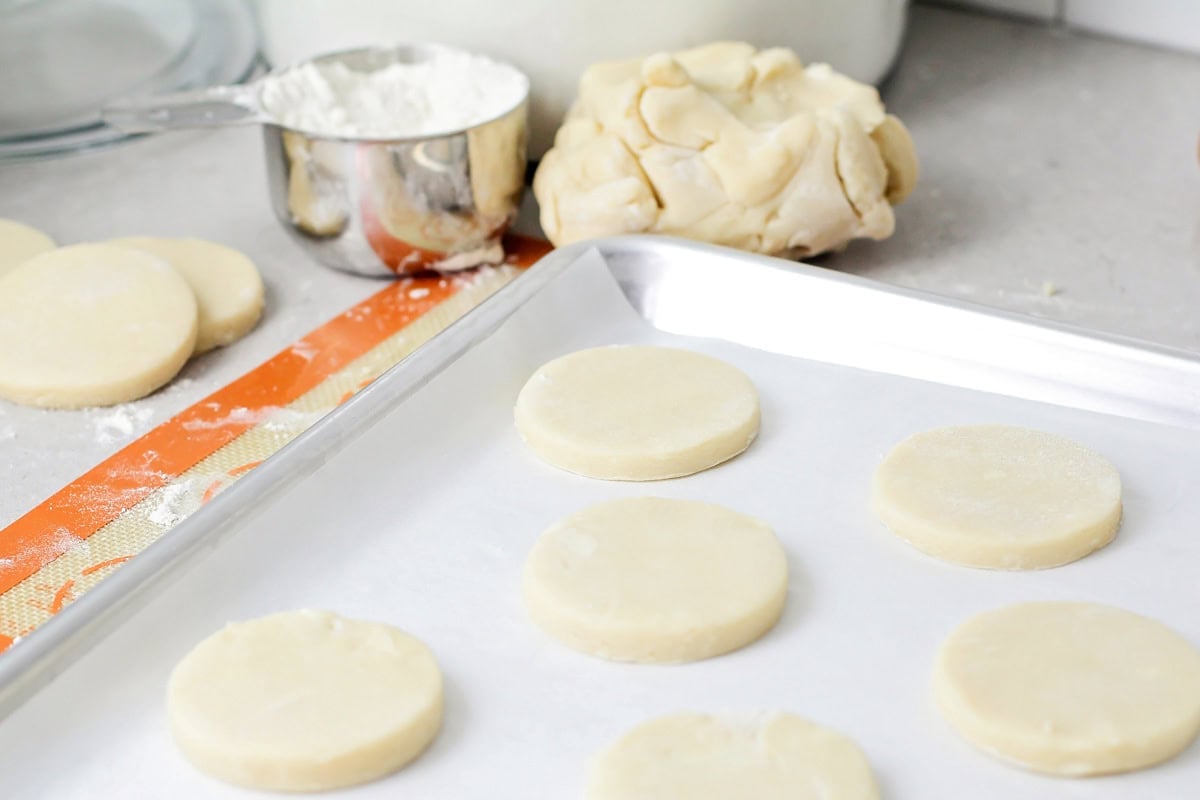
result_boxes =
[0,236,550,605]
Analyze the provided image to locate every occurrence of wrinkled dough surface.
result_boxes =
[935,602,1200,776]
[168,610,443,792]
[515,345,759,481]
[0,244,197,408]
[523,496,787,663]
[587,712,879,799]
[871,424,1121,569]
[0,218,55,275]
[112,237,264,353]
[534,42,917,257]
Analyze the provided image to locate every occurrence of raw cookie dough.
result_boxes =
[871,424,1121,569]
[587,712,880,800]
[523,496,787,663]
[934,602,1200,776]
[168,610,444,792]
[0,218,55,274]
[112,236,264,353]
[533,42,917,258]
[0,244,197,408]
[515,345,759,480]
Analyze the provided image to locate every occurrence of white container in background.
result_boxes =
[255,0,910,157]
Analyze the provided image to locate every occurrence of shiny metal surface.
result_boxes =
[2,236,1197,719]
[596,239,1200,430]
[261,46,529,277]
[105,44,529,276]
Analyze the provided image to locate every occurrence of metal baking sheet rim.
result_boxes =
[0,234,1196,720]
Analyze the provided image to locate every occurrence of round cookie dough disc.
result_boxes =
[112,237,264,353]
[0,244,197,408]
[0,218,55,275]
[515,345,760,480]
[523,496,787,663]
[934,602,1200,776]
[168,610,444,792]
[871,424,1121,569]
[587,712,880,800]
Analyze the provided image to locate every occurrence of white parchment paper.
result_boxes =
[2,250,1198,798]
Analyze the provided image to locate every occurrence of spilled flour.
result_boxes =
[146,480,199,528]
[91,405,154,444]
[24,527,87,564]
[181,406,323,433]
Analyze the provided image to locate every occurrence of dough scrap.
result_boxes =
[934,602,1200,776]
[0,244,197,408]
[523,496,787,663]
[0,218,55,275]
[533,42,917,258]
[515,345,759,481]
[168,610,443,792]
[871,424,1121,569]
[112,237,264,353]
[587,712,880,799]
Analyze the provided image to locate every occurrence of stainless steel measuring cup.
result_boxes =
[104,45,530,277]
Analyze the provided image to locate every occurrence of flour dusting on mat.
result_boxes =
[147,481,198,528]
[181,406,322,433]
[42,527,85,562]
[258,46,528,138]
[91,405,154,444]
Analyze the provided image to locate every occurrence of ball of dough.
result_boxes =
[523,496,787,663]
[934,602,1200,776]
[0,218,55,275]
[871,424,1121,569]
[515,345,759,481]
[168,610,444,792]
[533,42,917,258]
[0,244,198,408]
[587,712,880,800]
[111,237,264,354]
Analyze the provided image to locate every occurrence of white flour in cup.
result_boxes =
[258,46,528,139]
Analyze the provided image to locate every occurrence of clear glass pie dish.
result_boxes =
[0,0,258,159]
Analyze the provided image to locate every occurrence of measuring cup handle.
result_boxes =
[102,84,263,134]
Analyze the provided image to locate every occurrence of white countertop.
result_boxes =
[1,5,1199,521]
[833,6,1200,351]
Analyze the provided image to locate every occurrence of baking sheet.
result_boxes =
[2,249,1199,798]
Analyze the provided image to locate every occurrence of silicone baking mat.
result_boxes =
[0,236,549,651]
[2,248,1198,798]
